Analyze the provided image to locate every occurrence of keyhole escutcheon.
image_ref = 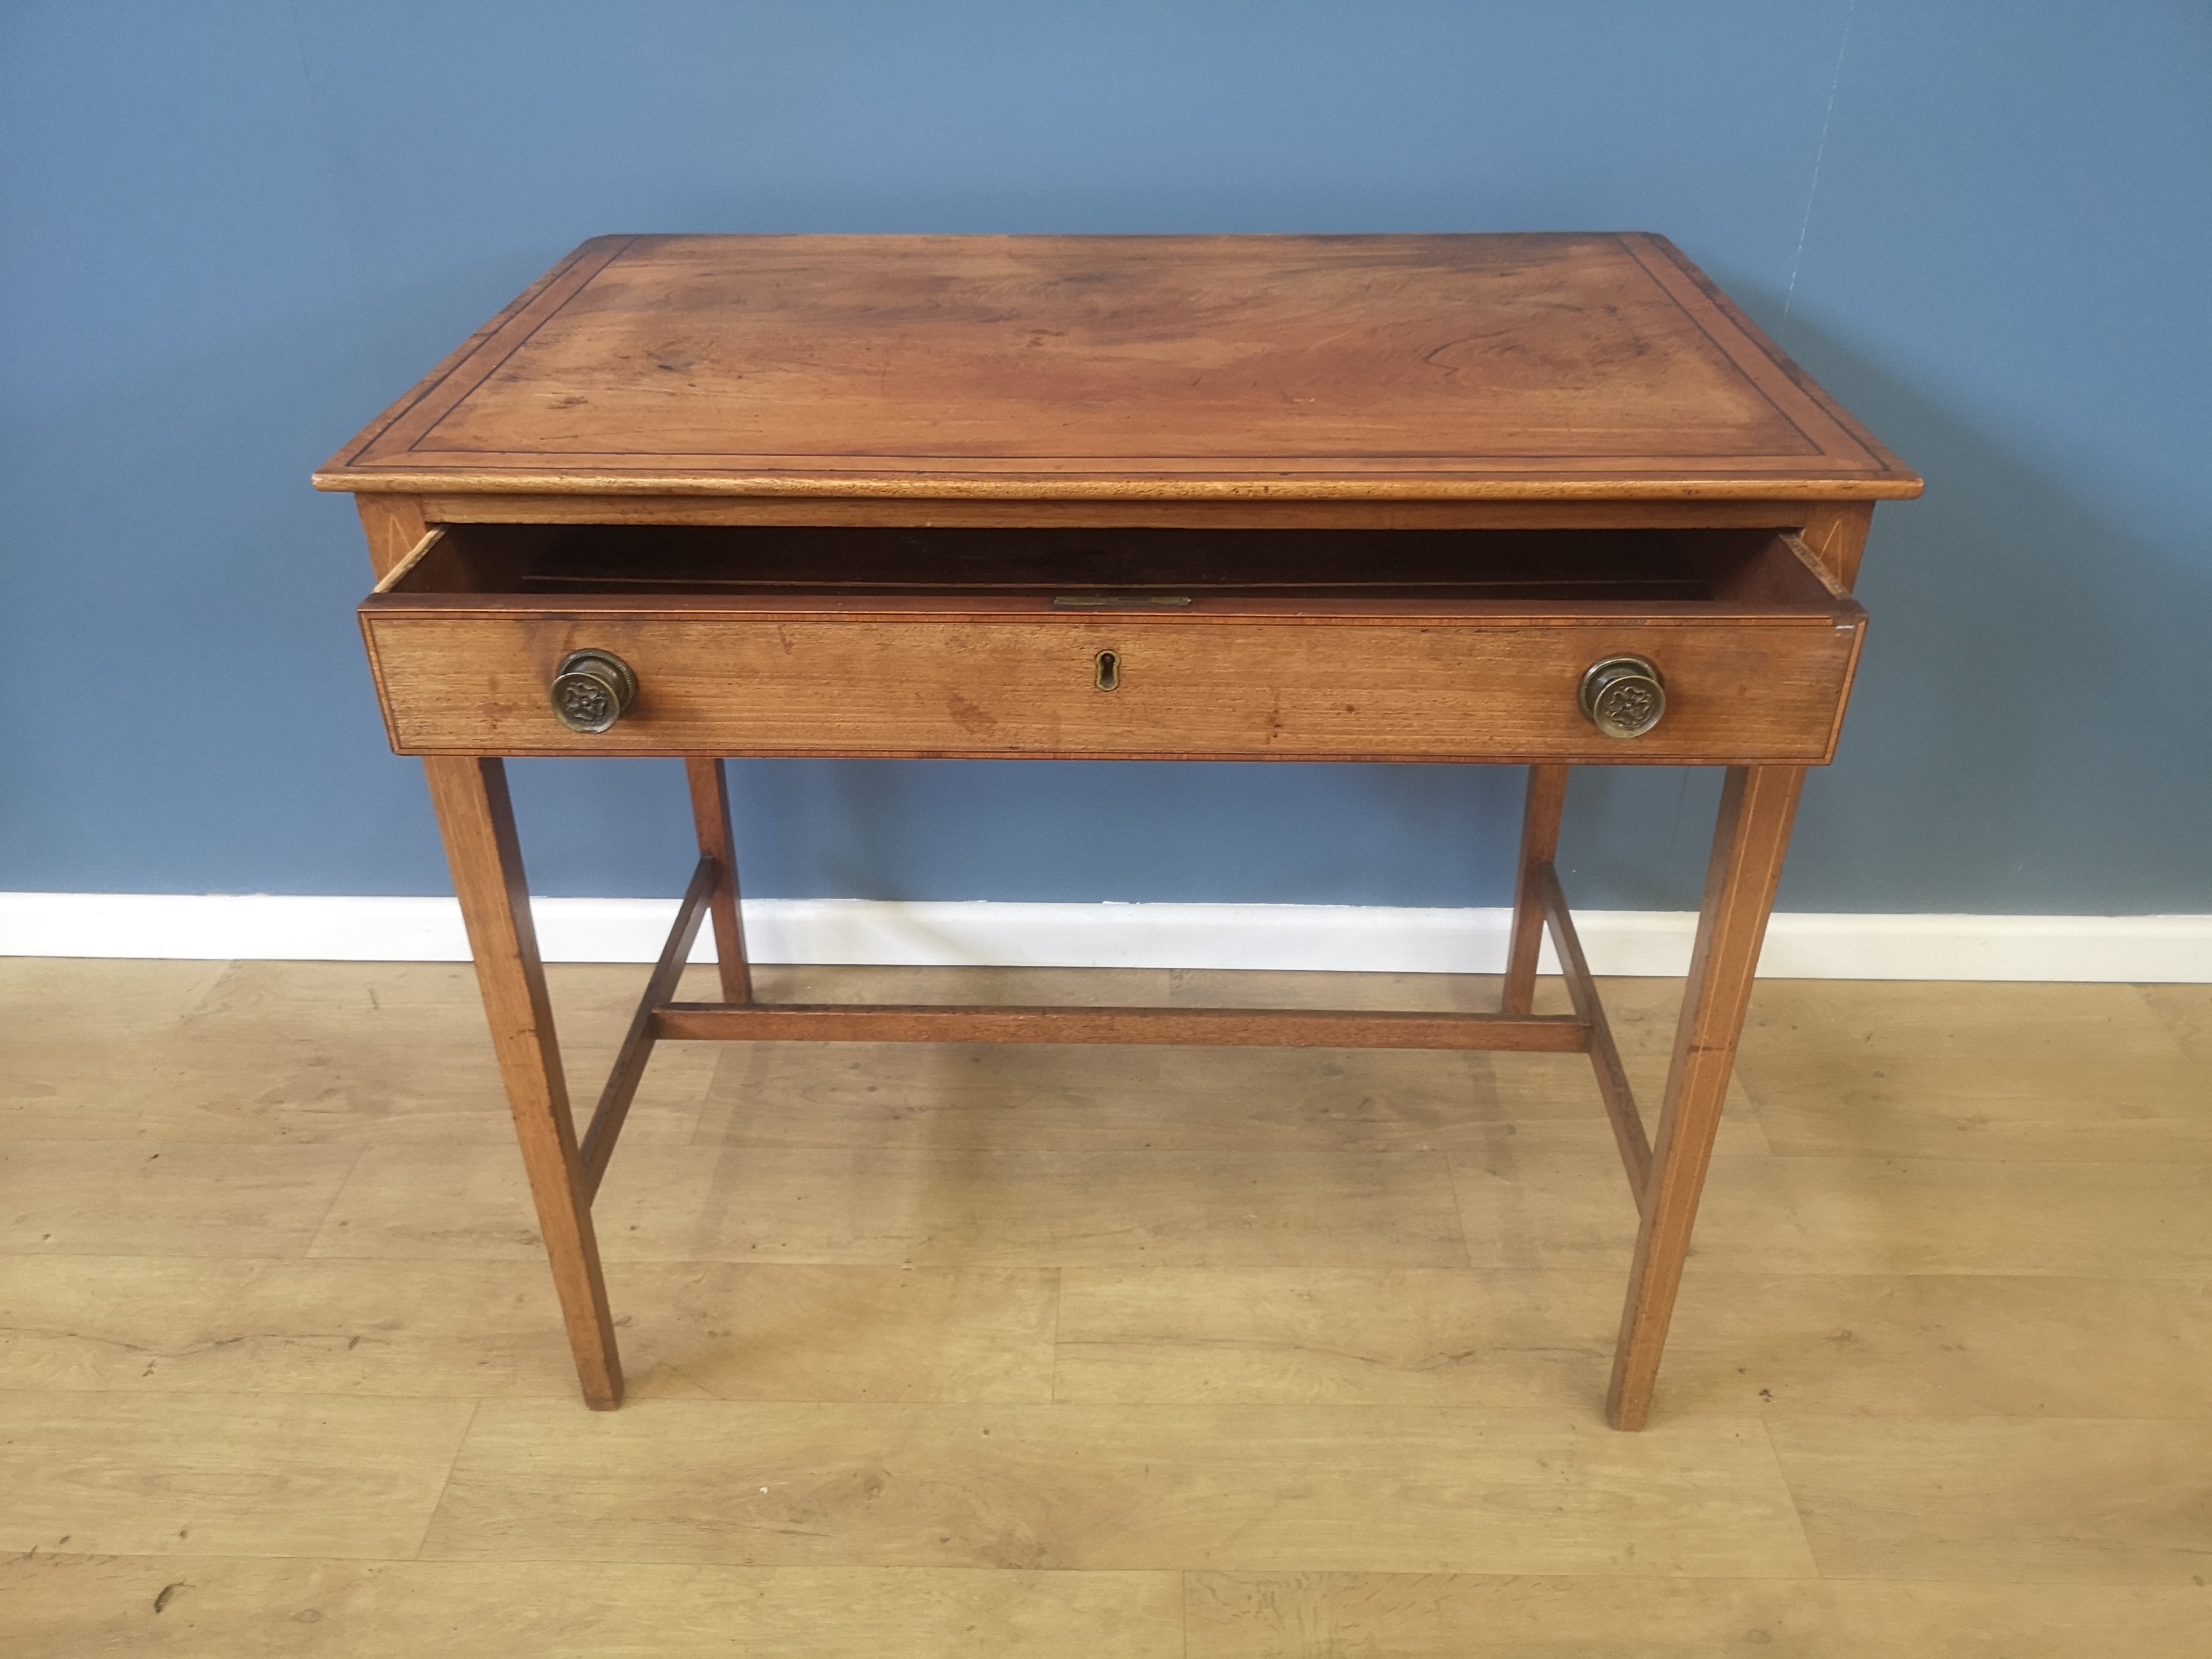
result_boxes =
[1094,649,1120,691]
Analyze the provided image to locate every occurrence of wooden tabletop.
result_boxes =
[317,234,1918,503]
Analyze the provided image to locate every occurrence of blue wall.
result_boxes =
[4,1,2207,913]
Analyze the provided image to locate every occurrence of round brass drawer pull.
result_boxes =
[1579,655,1666,739]
[550,649,638,734]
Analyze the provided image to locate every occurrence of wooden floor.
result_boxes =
[2,956,2209,1656]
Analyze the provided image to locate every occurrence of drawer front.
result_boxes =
[361,611,1863,763]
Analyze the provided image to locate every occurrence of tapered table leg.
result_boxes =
[423,755,624,1408]
[685,758,752,1004]
[1607,764,1804,1430]
[1502,765,1570,1014]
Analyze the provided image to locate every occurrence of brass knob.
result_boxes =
[549,649,637,734]
[1579,655,1666,739]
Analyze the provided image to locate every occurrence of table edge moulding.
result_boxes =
[317,233,1920,1429]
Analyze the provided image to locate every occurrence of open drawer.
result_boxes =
[358,523,1866,763]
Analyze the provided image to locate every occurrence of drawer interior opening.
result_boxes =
[390,523,1843,606]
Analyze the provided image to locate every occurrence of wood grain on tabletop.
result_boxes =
[314,234,1920,501]
[413,489,1877,538]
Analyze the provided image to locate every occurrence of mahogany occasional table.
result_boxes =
[317,234,1919,1428]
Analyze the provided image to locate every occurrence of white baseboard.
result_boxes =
[1,892,2207,981]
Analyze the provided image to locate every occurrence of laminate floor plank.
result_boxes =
[0,960,229,1138]
[0,1142,361,1257]
[1053,1267,2212,1419]
[2,962,720,1144]
[0,1391,475,1560]
[1184,1572,2212,1658]
[1646,1272,2212,1420]
[701,1041,1498,1155]
[0,1556,1185,1658]
[0,1256,578,1396]
[307,1142,1470,1269]
[59,1253,2192,1423]
[1457,1148,2212,1278]
[1054,1266,1618,1409]
[1769,1416,2212,1584]
[610,1262,1060,1402]
[1704,1156,2212,1278]
[2137,983,2212,1067]
[420,1398,1815,1575]
[1737,980,2212,1161]
[697,1044,1763,1157]
[0,959,229,1039]
[0,1257,1057,1401]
